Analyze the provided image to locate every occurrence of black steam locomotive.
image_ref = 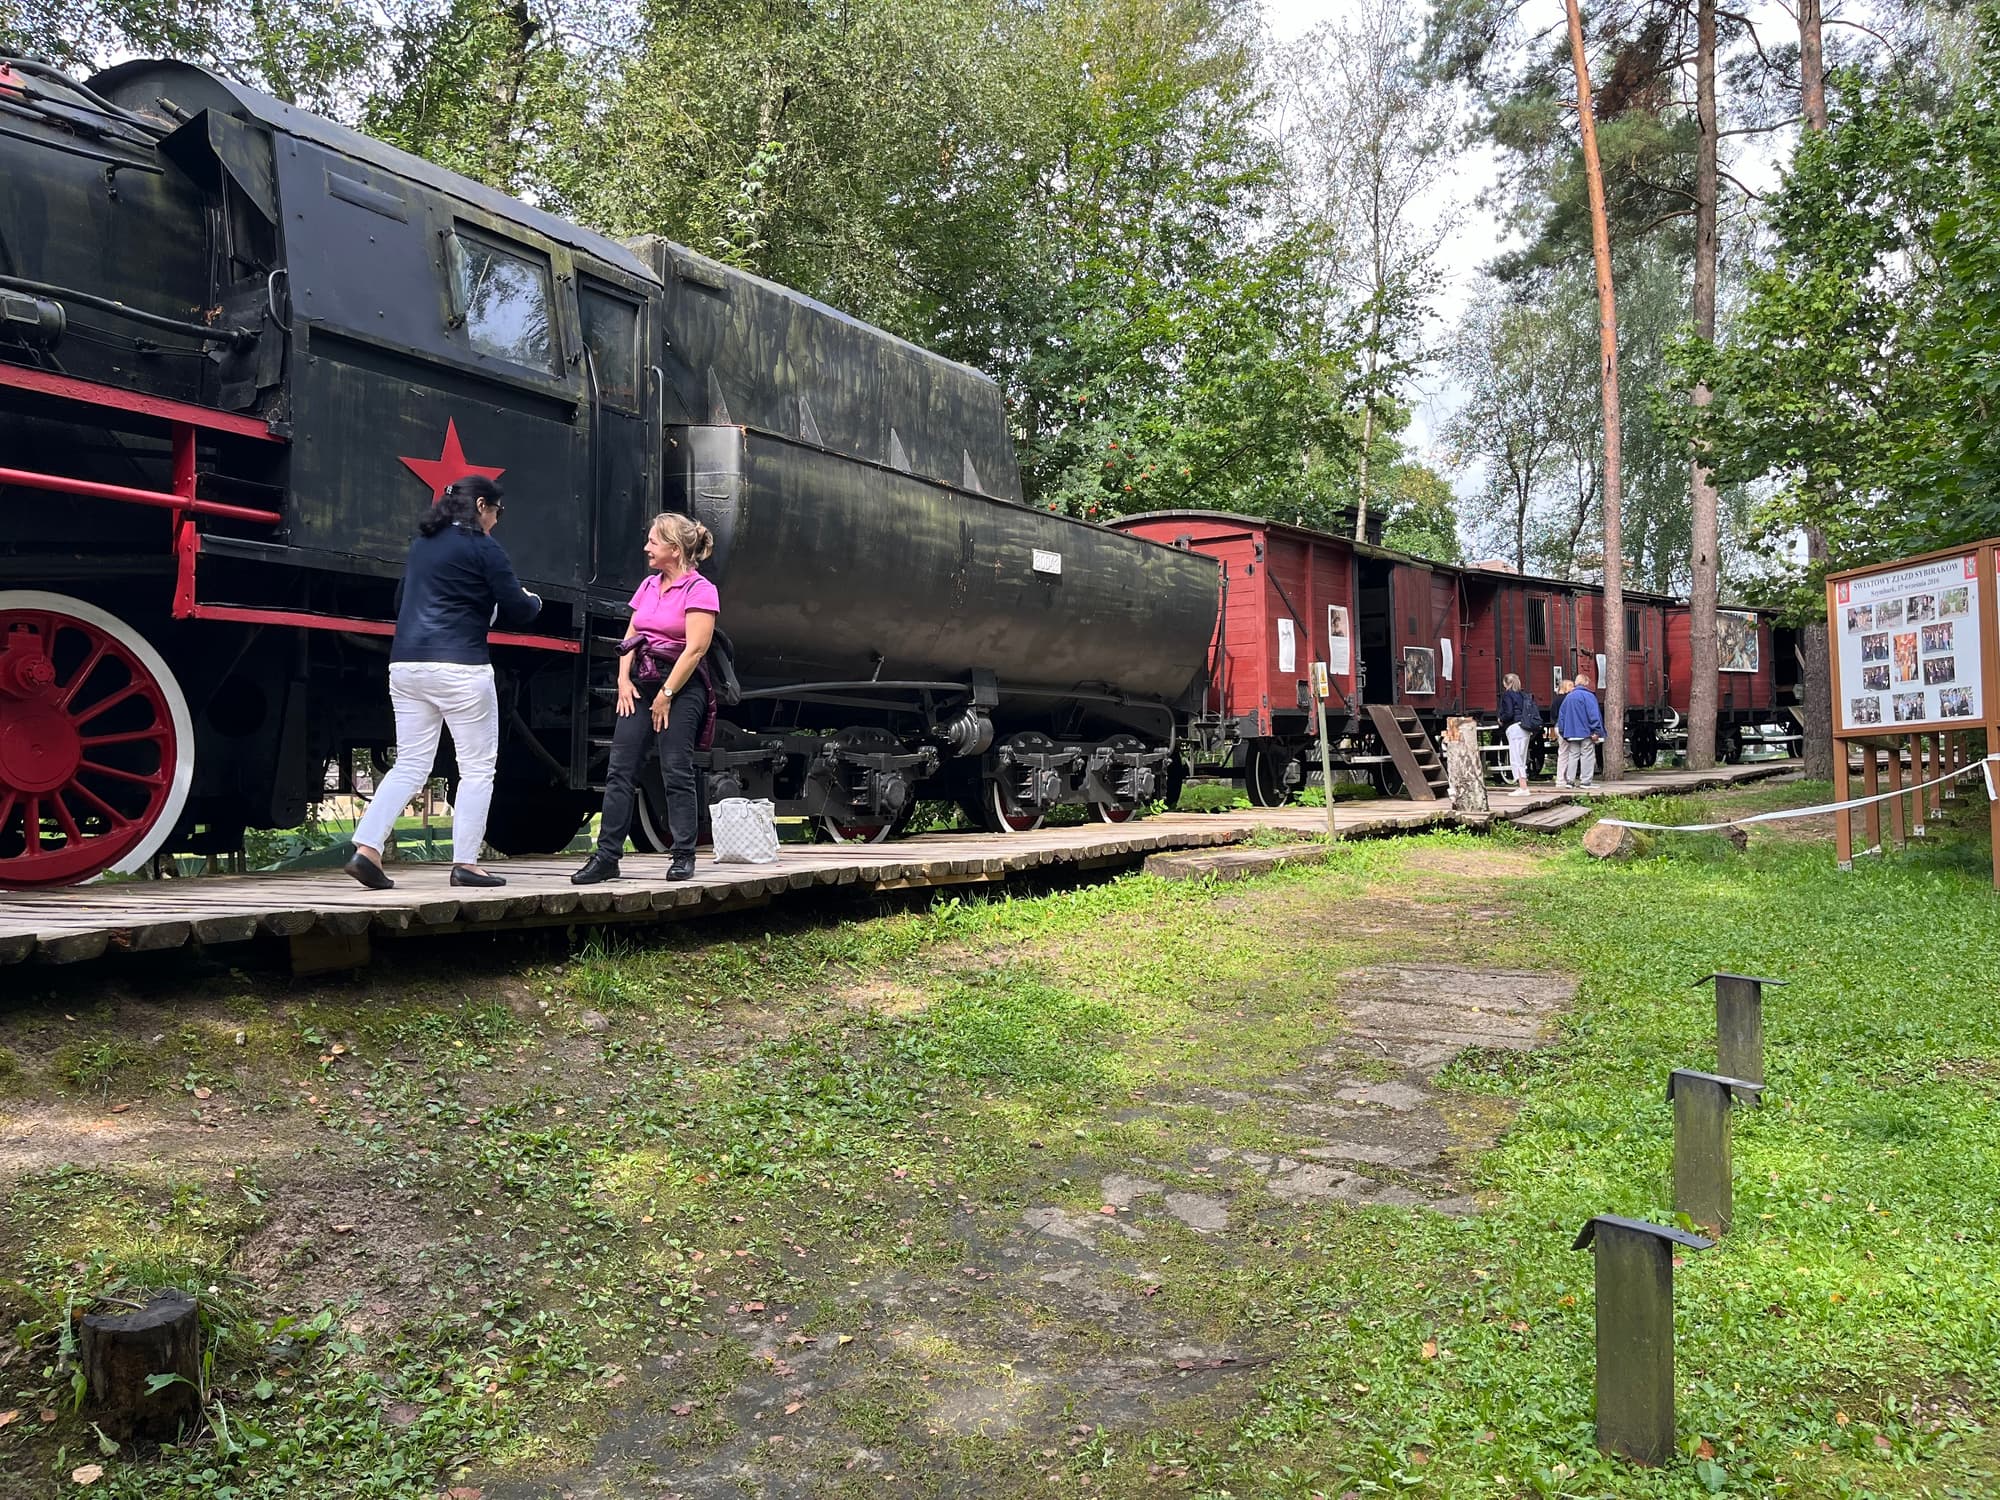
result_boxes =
[0,55,1220,887]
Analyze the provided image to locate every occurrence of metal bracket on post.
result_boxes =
[1667,1069,1763,1235]
[1572,1215,1714,1466]
[1694,972,1784,1087]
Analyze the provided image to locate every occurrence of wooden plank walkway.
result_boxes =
[0,760,1796,969]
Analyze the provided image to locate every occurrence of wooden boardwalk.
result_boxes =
[0,761,1795,970]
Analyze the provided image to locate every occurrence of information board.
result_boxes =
[1718,611,1760,673]
[1833,552,1982,731]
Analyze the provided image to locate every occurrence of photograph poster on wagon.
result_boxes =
[1833,552,1983,730]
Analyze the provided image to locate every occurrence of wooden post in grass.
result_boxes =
[1312,662,1339,842]
[1669,1068,1763,1236]
[1862,746,1882,852]
[80,1290,201,1441]
[1886,742,1905,849]
[1572,1215,1713,1465]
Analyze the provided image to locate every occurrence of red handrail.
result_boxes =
[0,465,281,525]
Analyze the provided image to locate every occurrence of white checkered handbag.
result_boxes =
[709,797,780,864]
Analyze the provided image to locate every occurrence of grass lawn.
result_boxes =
[0,778,1994,1498]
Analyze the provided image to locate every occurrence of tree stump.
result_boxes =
[80,1291,201,1441]
[1444,717,1489,814]
[1583,823,1652,860]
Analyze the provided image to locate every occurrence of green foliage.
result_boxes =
[1686,15,2000,606]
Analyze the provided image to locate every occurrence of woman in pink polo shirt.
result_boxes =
[572,513,719,884]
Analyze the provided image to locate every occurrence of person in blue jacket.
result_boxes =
[1556,670,1605,789]
[345,476,541,889]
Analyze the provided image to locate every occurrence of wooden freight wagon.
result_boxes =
[1574,589,1673,765]
[1113,512,1457,802]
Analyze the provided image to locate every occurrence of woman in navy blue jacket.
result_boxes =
[346,476,540,889]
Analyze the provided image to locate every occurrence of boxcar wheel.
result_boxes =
[1628,727,1660,769]
[0,592,194,888]
[1368,759,1406,798]
[1720,726,1745,765]
[1246,745,1295,807]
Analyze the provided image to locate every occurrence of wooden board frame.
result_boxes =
[1826,539,1999,886]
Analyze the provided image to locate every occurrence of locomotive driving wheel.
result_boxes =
[0,592,194,888]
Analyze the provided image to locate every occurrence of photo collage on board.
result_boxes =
[1837,559,1981,728]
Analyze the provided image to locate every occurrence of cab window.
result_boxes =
[580,283,641,410]
[447,229,555,372]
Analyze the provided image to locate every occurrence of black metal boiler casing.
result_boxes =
[638,240,1217,711]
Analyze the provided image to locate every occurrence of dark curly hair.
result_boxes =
[419,475,504,537]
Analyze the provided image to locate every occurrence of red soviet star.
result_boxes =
[399,419,505,502]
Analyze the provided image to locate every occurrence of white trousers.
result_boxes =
[1559,737,1596,787]
[353,662,499,865]
[1505,724,1530,786]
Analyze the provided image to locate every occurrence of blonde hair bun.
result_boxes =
[651,512,715,564]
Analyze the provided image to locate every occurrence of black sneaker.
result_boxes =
[344,852,393,890]
[571,853,621,885]
[666,855,695,881]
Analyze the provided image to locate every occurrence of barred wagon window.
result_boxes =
[1626,607,1641,651]
[1527,597,1548,647]
[447,229,555,372]
[580,284,641,411]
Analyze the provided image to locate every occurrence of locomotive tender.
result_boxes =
[0,55,1217,886]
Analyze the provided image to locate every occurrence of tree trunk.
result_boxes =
[81,1291,202,1442]
[1685,0,1722,771]
[1445,716,1490,813]
[1796,0,1835,780]
[1799,0,1828,131]
[1564,0,1626,779]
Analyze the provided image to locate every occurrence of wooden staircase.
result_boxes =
[1365,704,1450,802]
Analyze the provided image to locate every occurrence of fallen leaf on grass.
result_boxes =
[444,1489,482,1500]
[743,1301,765,1313]
[784,1401,802,1415]
[109,1104,133,1115]
[1098,1205,1118,1216]
[191,1087,212,1100]
[0,1412,15,1429]
[39,1410,56,1423]
[1874,1434,1893,1449]
[70,1467,104,1486]
[1696,1439,1715,1460]
[1420,1340,1438,1360]
[331,1224,356,1235]
[1835,1412,1849,1427]
[670,1402,696,1417]
[1408,1446,1431,1465]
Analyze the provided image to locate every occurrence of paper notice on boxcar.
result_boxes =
[1327,606,1351,676]
[1278,618,1296,673]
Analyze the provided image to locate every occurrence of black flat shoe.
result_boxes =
[666,856,695,882]
[571,853,620,885]
[451,866,506,887]
[344,852,393,890]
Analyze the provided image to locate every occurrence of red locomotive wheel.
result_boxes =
[1092,802,1135,824]
[0,593,193,888]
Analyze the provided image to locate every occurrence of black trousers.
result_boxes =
[597,674,707,858]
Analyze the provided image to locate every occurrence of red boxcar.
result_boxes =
[1664,604,1799,758]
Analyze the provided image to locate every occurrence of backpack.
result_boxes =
[1517,693,1544,733]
